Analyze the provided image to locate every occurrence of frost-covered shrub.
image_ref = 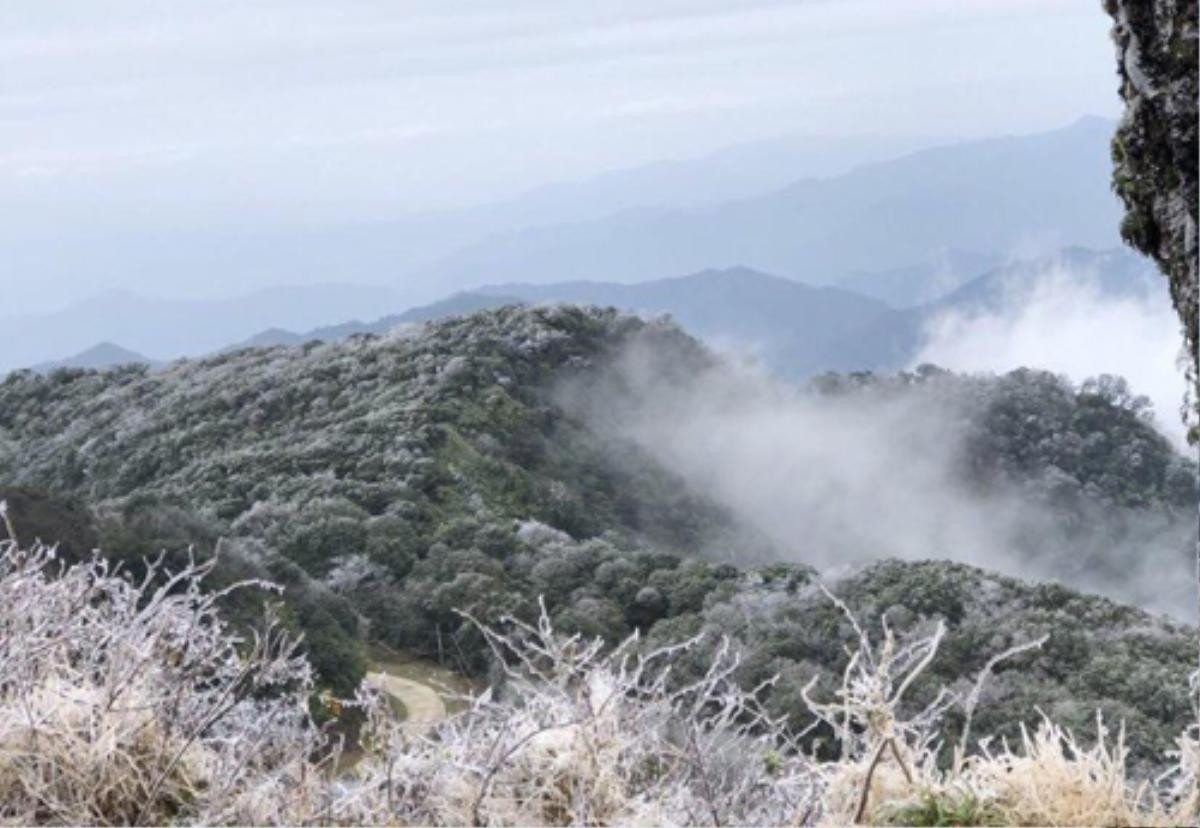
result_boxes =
[795,585,1199,827]
[344,601,823,826]
[3,523,1197,826]
[0,531,331,825]
[681,560,1199,770]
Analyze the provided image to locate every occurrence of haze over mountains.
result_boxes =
[7,3,1198,822]
[8,118,1125,376]
[30,246,1183,453]
[222,265,889,378]
[2,284,404,375]
[825,246,1164,374]
[835,249,1003,307]
[409,117,1122,291]
[4,130,940,315]
[29,343,155,374]
[32,240,1184,449]
[25,248,1160,382]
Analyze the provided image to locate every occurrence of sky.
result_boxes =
[1,0,1121,312]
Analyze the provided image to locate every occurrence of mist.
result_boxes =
[561,330,1197,620]
[912,263,1191,445]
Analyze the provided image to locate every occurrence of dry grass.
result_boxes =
[0,518,335,825]
[337,600,823,825]
[0,507,1196,826]
[859,715,1199,827]
[803,584,1199,827]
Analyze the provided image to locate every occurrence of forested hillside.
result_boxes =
[0,307,755,693]
[0,306,1195,764]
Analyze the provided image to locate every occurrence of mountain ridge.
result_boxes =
[407,118,1123,292]
[28,342,156,374]
[822,246,1162,373]
[0,282,405,375]
[6,119,1122,375]
[0,304,1194,766]
[21,244,1161,396]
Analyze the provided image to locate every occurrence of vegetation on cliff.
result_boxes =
[1104,0,1198,438]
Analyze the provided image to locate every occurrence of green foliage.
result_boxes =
[680,559,1197,768]
[0,486,97,561]
[1,306,1194,762]
[282,510,369,576]
[0,308,750,685]
[365,515,420,578]
[880,791,1004,827]
[811,366,1197,511]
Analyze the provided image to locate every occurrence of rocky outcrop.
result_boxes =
[1105,0,1198,369]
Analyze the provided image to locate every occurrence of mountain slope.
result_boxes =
[412,118,1123,290]
[479,267,889,376]
[0,306,1193,764]
[29,342,155,373]
[835,249,1002,307]
[0,307,766,684]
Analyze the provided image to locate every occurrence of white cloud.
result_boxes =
[561,331,1196,619]
[912,267,1190,446]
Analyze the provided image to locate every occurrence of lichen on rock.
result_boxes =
[1104,0,1198,375]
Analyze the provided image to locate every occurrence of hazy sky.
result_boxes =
[2,0,1120,311]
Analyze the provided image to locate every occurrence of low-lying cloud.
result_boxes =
[561,330,1196,620]
[912,265,1190,446]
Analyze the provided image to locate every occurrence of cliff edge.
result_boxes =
[1105,0,1198,371]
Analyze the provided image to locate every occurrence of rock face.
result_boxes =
[1105,0,1198,368]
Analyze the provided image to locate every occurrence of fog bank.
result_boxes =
[562,335,1196,620]
[912,265,1190,446]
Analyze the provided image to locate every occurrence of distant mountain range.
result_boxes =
[471,268,887,376]
[824,246,1161,373]
[835,249,1002,308]
[8,118,1132,376]
[225,265,890,378]
[224,247,1159,381]
[226,292,527,351]
[5,129,943,315]
[0,283,404,375]
[29,342,156,374]
[17,247,1157,384]
[24,247,1157,382]
[406,117,1123,292]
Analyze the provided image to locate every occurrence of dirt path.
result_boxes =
[365,670,448,723]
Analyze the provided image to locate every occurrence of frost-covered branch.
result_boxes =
[0,539,331,825]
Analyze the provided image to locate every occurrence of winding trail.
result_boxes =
[365,670,447,724]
